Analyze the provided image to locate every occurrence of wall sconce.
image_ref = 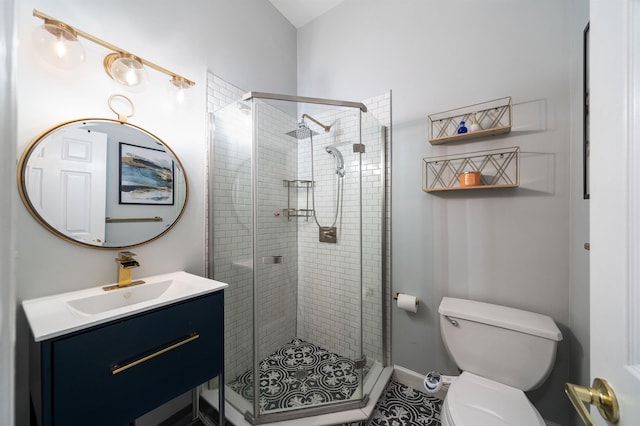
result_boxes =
[32,9,195,93]
[103,53,148,90]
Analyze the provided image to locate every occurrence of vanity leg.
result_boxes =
[191,388,200,421]
[218,371,225,426]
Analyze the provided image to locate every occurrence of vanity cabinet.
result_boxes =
[30,290,224,426]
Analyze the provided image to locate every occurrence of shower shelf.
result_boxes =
[428,97,512,145]
[283,179,314,220]
[422,147,520,192]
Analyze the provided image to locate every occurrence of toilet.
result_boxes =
[438,297,563,426]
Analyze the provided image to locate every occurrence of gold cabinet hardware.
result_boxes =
[584,242,590,251]
[111,333,199,375]
[565,378,619,425]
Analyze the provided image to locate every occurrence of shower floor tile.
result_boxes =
[364,380,442,426]
[228,338,363,413]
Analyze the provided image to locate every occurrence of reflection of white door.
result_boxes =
[26,127,107,245]
[588,1,640,424]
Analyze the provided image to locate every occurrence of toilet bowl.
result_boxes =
[438,297,562,426]
[441,372,545,426]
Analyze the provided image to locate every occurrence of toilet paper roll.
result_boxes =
[397,293,418,313]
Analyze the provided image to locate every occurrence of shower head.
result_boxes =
[285,123,319,139]
[325,145,345,177]
[286,114,331,139]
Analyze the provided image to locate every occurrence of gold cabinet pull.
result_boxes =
[111,333,199,375]
[565,378,620,425]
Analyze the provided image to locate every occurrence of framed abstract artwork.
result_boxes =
[119,142,174,205]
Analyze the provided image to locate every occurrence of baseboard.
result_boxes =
[391,365,426,391]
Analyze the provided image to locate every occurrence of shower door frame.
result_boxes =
[242,92,368,113]
[243,92,380,425]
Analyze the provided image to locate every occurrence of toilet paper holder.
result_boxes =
[393,293,419,306]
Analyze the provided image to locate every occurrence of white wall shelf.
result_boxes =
[422,147,520,192]
[428,97,512,145]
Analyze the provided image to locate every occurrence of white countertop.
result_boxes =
[22,271,228,342]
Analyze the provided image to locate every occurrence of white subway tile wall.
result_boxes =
[254,100,299,362]
[361,91,392,366]
[207,72,391,388]
[208,73,255,382]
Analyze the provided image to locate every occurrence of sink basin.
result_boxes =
[22,271,228,342]
[66,280,175,315]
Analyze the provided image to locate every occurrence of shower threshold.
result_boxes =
[200,365,391,426]
[201,338,390,425]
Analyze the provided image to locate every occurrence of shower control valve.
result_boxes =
[319,226,337,244]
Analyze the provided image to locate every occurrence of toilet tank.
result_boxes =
[438,297,562,391]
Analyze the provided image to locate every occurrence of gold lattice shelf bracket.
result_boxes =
[428,97,512,145]
[423,147,520,192]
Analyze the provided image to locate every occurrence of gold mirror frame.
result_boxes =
[17,118,189,249]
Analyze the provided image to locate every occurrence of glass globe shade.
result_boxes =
[32,22,85,69]
[105,53,148,91]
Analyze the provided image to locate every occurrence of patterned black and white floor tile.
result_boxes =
[364,380,442,426]
[228,338,362,413]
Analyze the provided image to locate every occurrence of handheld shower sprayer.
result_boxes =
[325,146,345,177]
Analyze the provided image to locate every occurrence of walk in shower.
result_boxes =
[209,90,388,424]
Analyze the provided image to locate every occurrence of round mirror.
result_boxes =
[17,119,188,249]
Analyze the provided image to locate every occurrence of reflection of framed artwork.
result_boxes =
[119,142,174,205]
[583,22,590,199]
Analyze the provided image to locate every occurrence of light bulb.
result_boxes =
[171,76,191,104]
[125,68,139,86]
[54,36,67,59]
[176,88,185,103]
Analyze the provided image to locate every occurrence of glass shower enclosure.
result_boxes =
[210,92,386,423]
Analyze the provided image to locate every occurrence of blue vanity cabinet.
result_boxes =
[30,290,224,426]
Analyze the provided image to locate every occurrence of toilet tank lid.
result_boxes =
[439,297,563,341]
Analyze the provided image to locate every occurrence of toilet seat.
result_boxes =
[443,372,545,426]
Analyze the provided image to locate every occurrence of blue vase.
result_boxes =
[457,121,468,134]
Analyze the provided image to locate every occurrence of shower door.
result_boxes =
[250,98,365,422]
[211,93,385,424]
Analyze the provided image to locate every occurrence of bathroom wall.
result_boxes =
[13,0,296,423]
[9,1,591,425]
[297,1,586,424]
[1,0,17,424]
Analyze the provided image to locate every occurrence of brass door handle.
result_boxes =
[565,378,619,425]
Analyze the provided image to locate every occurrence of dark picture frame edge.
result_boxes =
[583,22,590,200]
[119,142,175,206]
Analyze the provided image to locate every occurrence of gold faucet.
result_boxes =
[103,251,145,291]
